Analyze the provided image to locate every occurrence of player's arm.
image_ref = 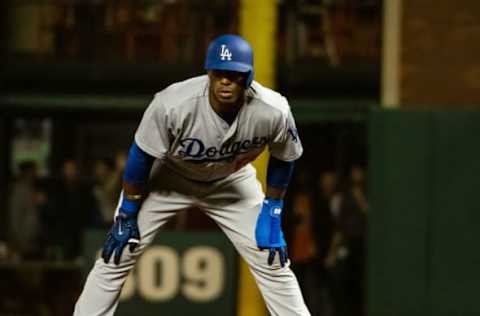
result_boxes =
[256,156,295,267]
[121,141,155,214]
[102,141,154,265]
[265,156,294,199]
[256,101,301,267]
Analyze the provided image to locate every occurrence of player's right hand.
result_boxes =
[101,210,140,265]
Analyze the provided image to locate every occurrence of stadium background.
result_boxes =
[0,0,479,315]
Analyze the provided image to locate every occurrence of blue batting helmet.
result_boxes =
[204,34,254,87]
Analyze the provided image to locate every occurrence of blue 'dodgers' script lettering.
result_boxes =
[178,137,267,162]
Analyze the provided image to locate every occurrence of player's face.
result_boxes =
[208,70,247,105]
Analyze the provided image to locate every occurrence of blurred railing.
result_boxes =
[5,0,237,64]
[3,0,382,97]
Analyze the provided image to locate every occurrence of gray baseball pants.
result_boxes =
[73,166,310,316]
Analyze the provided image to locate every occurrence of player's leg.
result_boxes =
[73,192,192,316]
[201,170,311,316]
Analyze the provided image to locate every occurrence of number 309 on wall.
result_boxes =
[98,246,225,302]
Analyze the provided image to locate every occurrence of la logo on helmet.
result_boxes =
[220,45,232,61]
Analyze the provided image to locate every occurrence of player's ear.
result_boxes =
[240,74,248,88]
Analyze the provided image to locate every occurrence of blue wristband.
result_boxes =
[120,198,141,216]
[123,141,155,187]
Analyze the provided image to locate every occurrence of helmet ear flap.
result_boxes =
[247,70,254,88]
[204,34,254,87]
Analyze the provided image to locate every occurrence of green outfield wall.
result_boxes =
[83,231,237,316]
[368,109,480,316]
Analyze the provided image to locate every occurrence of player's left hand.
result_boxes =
[101,210,140,265]
[255,198,288,267]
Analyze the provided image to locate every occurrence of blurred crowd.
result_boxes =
[2,2,374,316]
[4,153,127,263]
[1,155,368,316]
[286,165,368,316]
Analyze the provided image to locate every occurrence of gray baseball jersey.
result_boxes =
[135,75,303,182]
[73,75,311,316]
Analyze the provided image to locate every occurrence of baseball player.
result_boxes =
[73,34,310,316]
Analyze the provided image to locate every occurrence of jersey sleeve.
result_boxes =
[134,94,172,159]
[268,105,303,161]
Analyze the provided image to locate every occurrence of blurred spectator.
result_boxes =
[0,241,8,261]
[311,171,338,316]
[46,159,100,260]
[92,157,122,227]
[8,161,45,259]
[114,151,127,179]
[325,165,368,316]
[290,190,317,313]
[313,171,337,267]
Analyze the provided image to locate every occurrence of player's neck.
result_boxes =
[209,92,244,117]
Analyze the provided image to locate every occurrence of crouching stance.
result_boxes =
[73,34,310,316]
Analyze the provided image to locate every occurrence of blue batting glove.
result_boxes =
[101,210,140,265]
[255,198,288,267]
